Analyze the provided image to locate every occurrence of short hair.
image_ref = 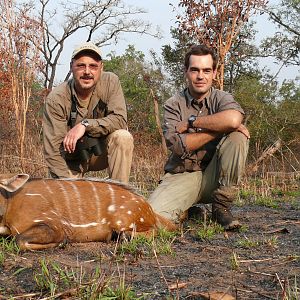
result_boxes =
[184,45,218,70]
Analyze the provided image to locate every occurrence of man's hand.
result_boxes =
[176,121,189,134]
[63,123,86,153]
[236,124,250,139]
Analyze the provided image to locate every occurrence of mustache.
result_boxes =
[80,75,94,79]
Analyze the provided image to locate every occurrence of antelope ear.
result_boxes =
[0,173,30,192]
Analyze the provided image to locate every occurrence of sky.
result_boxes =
[55,0,298,85]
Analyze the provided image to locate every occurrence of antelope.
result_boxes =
[0,173,177,251]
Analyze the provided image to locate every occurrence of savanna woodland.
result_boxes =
[0,0,299,299]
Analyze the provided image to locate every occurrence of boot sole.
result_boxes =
[223,220,241,231]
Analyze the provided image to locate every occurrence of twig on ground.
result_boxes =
[247,267,275,277]
[237,285,277,300]
[266,220,300,227]
[152,246,171,294]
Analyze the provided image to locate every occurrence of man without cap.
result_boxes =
[43,42,133,183]
[148,44,250,229]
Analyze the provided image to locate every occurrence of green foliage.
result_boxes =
[233,73,300,158]
[161,29,191,89]
[262,0,300,67]
[104,45,171,141]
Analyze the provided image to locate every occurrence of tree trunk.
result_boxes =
[149,88,168,156]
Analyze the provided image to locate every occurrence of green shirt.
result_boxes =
[163,87,244,173]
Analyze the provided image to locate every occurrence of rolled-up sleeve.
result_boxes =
[163,99,187,157]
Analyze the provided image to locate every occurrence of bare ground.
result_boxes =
[0,198,299,299]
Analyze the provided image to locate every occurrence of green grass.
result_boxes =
[230,251,239,271]
[252,196,279,208]
[117,229,177,259]
[0,236,20,265]
[0,236,20,254]
[235,237,260,248]
[196,221,224,241]
[34,258,148,299]
[235,235,279,249]
[284,276,299,300]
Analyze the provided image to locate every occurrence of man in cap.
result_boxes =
[43,42,133,183]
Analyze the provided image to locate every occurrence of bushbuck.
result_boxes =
[0,173,176,251]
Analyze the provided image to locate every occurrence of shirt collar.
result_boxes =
[185,87,214,108]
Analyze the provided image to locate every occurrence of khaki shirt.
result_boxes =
[43,72,127,177]
[163,87,244,174]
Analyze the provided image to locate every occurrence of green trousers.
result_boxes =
[148,132,249,221]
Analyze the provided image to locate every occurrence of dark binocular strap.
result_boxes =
[68,83,97,128]
[68,83,78,128]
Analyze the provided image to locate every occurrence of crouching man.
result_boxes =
[148,44,250,229]
[43,42,133,183]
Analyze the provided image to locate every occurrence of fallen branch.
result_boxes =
[246,139,282,175]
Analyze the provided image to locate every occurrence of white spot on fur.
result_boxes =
[140,218,144,222]
[101,218,107,224]
[69,222,99,228]
[120,205,125,209]
[121,196,126,199]
[25,193,41,196]
[108,204,116,212]
[116,220,122,226]
[129,223,135,229]
[127,210,132,215]
[108,184,116,201]
[33,219,44,223]
[120,227,126,231]
[0,226,11,235]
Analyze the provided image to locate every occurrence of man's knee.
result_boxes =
[228,131,248,144]
[219,131,249,154]
[109,129,134,151]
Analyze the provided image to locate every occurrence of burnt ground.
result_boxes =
[0,198,299,300]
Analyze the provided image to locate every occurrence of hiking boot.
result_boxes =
[188,205,206,221]
[212,204,240,230]
[212,186,241,230]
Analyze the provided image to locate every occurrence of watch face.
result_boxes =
[81,120,89,127]
[188,115,196,127]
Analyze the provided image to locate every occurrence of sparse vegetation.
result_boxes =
[230,251,240,271]
[252,196,279,208]
[33,258,148,299]
[235,236,260,248]
[0,0,299,298]
[117,229,177,259]
[196,221,224,241]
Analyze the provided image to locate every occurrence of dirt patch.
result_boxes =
[0,199,299,299]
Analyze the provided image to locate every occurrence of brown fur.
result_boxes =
[0,174,176,250]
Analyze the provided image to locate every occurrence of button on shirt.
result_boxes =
[163,87,244,174]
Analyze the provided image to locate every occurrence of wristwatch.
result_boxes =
[80,119,90,127]
[188,115,197,128]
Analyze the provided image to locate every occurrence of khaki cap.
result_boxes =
[71,42,102,59]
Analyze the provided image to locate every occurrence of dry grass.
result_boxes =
[0,130,299,199]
